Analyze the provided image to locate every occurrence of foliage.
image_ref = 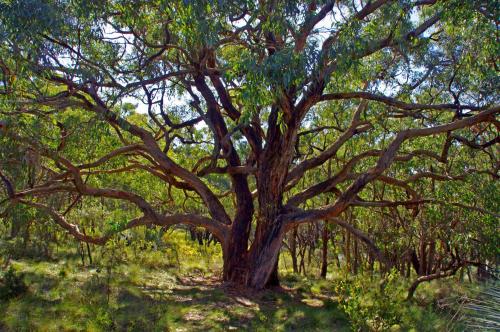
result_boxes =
[335,270,451,332]
[0,267,28,300]
[452,283,500,331]
[0,0,497,329]
[335,271,401,331]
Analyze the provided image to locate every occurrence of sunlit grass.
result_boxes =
[0,231,473,331]
[0,237,351,331]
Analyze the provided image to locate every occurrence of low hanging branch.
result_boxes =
[0,0,498,289]
[406,264,463,300]
[330,217,389,267]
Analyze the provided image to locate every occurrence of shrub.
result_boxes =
[335,275,402,331]
[456,283,500,331]
[0,267,28,300]
[334,270,451,331]
[93,307,115,330]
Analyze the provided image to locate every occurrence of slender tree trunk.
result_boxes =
[345,230,351,273]
[353,230,359,273]
[82,226,93,265]
[410,249,420,274]
[300,248,306,275]
[320,221,329,278]
[290,227,299,273]
[419,238,427,276]
[330,231,341,269]
[78,242,85,266]
[9,219,21,239]
[22,220,32,249]
[368,253,374,274]
[427,241,435,275]
[352,244,360,274]
[307,241,314,271]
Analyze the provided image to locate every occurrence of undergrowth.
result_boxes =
[0,230,481,331]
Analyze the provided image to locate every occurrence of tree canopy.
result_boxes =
[0,0,498,289]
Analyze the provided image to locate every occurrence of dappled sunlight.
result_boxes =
[0,0,497,330]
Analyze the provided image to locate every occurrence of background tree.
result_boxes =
[0,0,498,289]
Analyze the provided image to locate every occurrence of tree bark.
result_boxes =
[290,227,299,273]
[266,259,280,287]
[246,217,286,289]
[407,265,461,300]
[221,214,285,289]
[222,214,252,284]
[320,221,329,278]
[345,230,351,272]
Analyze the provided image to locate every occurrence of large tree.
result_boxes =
[0,0,498,289]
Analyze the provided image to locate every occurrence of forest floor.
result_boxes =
[0,258,351,331]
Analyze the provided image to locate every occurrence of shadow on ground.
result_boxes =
[0,260,350,331]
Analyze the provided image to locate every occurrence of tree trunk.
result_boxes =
[222,107,299,289]
[320,221,329,278]
[246,217,285,289]
[22,220,32,249]
[82,226,93,265]
[410,249,420,274]
[353,235,359,274]
[419,239,427,276]
[266,259,280,287]
[290,227,299,273]
[345,230,351,272]
[222,249,248,285]
[9,219,21,239]
[427,241,435,275]
[222,223,250,285]
[221,215,285,289]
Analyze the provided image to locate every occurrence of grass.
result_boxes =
[0,257,351,331]
[0,231,473,332]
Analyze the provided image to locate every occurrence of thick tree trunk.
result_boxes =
[222,246,247,285]
[221,105,299,289]
[266,259,280,287]
[222,215,252,284]
[221,215,285,289]
[247,217,285,289]
[223,249,281,289]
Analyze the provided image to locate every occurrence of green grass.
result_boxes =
[0,232,470,332]
[0,258,351,331]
